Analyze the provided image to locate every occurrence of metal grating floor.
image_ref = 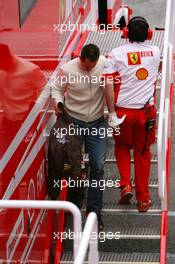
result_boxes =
[103,176,158,188]
[83,30,164,56]
[82,202,161,214]
[83,152,158,164]
[103,226,160,239]
[61,252,160,263]
[0,31,59,57]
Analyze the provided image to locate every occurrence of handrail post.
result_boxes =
[157,0,174,208]
[88,214,99,264]
[0,200,82,260]
[74,212,99,264]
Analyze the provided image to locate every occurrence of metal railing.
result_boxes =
[0,200,82,260]
[157,0,175,210]
[0,200,99,264]
[157,1,174,263]
[74,212,99,264]
[14,98,52,175]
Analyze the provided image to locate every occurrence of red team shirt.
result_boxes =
[103,42,161,109]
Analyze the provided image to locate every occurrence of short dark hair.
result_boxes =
[128,16,149,42]
[80,44,100,62]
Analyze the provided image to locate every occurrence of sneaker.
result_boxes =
[119,185,133,205]
[137,200,151,212]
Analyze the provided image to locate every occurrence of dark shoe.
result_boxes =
[75,200,86,209]
[97,215,104,232]
[68,185,86,209]
[137,200,151,212]
[119,185,133,205]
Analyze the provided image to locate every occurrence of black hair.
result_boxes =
[80,44,100,62]
[128,16,149,42]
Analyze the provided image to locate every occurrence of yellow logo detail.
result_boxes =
[136,68,149,80]
[129,53,139,64]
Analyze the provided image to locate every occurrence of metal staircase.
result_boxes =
[61,145,161,261]
[60,0,175,262]
[60,35,162,264]
[1,0,171,263]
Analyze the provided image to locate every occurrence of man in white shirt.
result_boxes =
[51,44,125,230]
[103,17,160,212]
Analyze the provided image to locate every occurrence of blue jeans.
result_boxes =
[71,116,107,216]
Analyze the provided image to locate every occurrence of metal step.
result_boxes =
[61,252,160,263]
[83,30,164,57]
[45,147,158,163]
[103,177,158,188]
[65,223,160,240]
[102,202,161,215]
[83,153,158,164]
[103,226,160,240]
[82,202,161,215]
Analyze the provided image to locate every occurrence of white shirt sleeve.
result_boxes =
[103,50,118,75]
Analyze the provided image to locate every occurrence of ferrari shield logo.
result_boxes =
[127,52,141,65]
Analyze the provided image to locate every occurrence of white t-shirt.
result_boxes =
[52,56,106,122]
[103,42,160,108]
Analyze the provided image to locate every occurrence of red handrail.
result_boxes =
[160,211,168,264]
[160,83,174,264]
[43,209,56,263]
[54,179,68,264]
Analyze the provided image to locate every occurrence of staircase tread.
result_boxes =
[61,252,160,263]
[82,202,161,214]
